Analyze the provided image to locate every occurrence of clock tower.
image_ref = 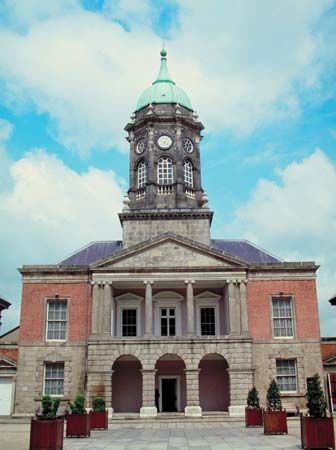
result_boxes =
[119,48,213,247]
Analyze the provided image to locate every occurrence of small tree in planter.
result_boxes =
[300,373,335,449]
[29,396,64,450]
[245,387,263,427]
[263,380,288,434]
[66,394,90,438]
[90,397,108,430]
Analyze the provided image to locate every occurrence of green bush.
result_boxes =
[69,394,86,415]
[306,373,327,418]
[92,397,106,412]
[40,395,60,420]
[246,386,260,408]
[267,379,282,411]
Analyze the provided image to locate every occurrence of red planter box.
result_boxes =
[90,410,108,430]
[29,418,64,450]
[263,410,288,434]
[245,407,263,427]
[300,415,335,449]
[66,413,91,438]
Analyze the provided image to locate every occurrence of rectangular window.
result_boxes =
[160,308,176,337]
[200,307,216,336]
[276,359,297,392]
[272,296,294,337]
[44,362,64,396]
[46,300,67,340]
[122,309,137,337]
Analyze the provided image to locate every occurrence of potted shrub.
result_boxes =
[245,386,263,427]
[263,379,288,434]
[90,397,108,430]
[66,394,90,438]
[300,373,335,449]
[29,396,64,450]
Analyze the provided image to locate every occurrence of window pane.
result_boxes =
[137,161,147,188]
[184,160,193,187]
[157,157,173,185]
[47,300,67,341]
[44,362,64,396]
[122,309,137,337]
[272,297,293,337]
[200,308,216,336]
[276,359,297,391]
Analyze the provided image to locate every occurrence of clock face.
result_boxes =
[182,137,194,153]
[157,135,172,150]
[136,139,146,154]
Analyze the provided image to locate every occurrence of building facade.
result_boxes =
[14,49,323,418]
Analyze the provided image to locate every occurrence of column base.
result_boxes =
[228,405,245,417]
[184,406,202,418]
[140,406,157,418]
[108,407,113,419]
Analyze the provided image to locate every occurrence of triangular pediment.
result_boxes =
[91,233,248,270]
[0,356,17,368]
[324,354,336,365]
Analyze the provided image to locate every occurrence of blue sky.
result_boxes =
[0,0,335,335]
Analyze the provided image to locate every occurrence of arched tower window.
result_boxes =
[157,157,173,185]
[184,160,193,187]
[137,161,147,188]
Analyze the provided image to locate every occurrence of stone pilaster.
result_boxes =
[103,283,113,335]
[87,369,112,408]
[144,281,154,336]
[140,369,157,418]
[239,280,249,335]
[185,280,195,335]
[184,368,202,417]
[91,282,100,334]
[228,281,240,335]
[228,368,254,416]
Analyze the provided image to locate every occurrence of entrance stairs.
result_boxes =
[110,411,239,424]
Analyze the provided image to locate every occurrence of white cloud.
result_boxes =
[0,1,334,154]
[226,149,336,336]
[0,135,124,333]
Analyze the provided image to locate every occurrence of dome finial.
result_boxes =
[160,43,167,59]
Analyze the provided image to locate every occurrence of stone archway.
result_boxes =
[112,355,142,412]
[199,353,230,411]
[155,354,186,412]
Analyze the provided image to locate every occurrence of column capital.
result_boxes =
[143,280,154,285]
[184,280,195,285]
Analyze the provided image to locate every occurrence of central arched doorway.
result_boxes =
[199,353,230,411]
[155,354,186,412]
[112,355,142,412]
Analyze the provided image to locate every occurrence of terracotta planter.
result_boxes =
[300,414,335,449]
[90,410,108,430]
[245,407,263,427]
[29,418,64,450]
[263,409,288,434]
[66,413,90,438]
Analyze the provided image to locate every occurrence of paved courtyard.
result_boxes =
[0,419,309,450]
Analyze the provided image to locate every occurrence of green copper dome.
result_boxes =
[135,48,193,112]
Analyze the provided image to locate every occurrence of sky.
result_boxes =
[0,0,335,336]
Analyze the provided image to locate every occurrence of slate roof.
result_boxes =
[59,239,281,266]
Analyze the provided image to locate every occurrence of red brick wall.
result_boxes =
[321,343,336,361]
[19,283,92,343]
[0,348,18,362]
[247,279,320,340]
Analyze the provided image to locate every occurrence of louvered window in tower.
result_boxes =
[184,160,193,187]
[157,157,173,185]
[137,161,147,188]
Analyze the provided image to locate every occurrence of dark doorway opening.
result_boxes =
[161,378,177,412]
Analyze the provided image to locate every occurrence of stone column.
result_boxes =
[184,369,202,417]
[228,280,241,335]
[228,368,254,416]
[91,282,100,334]
[140,369,157,418]
[144,281,153,336]
[239,280,249,335]
[102,283,113,335]
[185,280,195,335]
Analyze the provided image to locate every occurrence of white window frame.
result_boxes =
[184,160,193,187]
[157,157,174,185]
[276,359,298,393]
[195,292,221,337]
[43,362,65,397]
[45,299,68,342]
[271,296,295,339]
[115,293,143,338]
[153,291,183,337]
[137,161,147,188]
